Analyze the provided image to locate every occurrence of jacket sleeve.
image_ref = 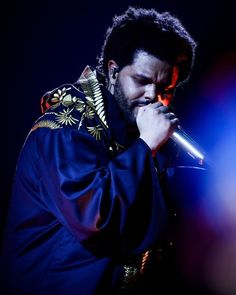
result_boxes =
[26,127,168,254]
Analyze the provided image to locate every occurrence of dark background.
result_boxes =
[2,0,236,292]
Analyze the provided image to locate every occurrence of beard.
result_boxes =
[113,79,136,125]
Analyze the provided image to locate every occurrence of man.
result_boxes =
[2,6,200,295]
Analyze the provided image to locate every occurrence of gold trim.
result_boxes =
[78,66,108,129]
[30,120,61,132]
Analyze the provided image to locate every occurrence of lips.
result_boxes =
[132,100,150,107]
[137,103,148,107]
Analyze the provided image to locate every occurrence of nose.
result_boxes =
[144,84,156,102]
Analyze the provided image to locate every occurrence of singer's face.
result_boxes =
[112,50,179,124]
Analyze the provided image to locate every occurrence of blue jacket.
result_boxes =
[2,66,206,294]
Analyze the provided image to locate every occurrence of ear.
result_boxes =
[107,60,119,85]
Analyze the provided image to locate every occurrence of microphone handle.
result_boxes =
[171,126,205,165]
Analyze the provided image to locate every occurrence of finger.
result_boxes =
[170,118,180,127]
[157,105,169,113]
[136,106,146,117]
[164,112,176,119]
[146,102,169,114]
[146,101,163,109]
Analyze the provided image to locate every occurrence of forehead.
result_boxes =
[130,50,177,83]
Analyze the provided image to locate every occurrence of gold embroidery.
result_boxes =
[35,67,124,148]
[87,125,103,140]
[77,104,95,129]
[79,66,108,129]
[121,266,139,289]
[51,87,71,104]
[50,88,81,111]
[55,108,79,126]
[30,120,61,132]
[121,249,152,290]
[114,141,125,152]
[75,98,86,112]
[83,105,95,119]
[60,94,77,106]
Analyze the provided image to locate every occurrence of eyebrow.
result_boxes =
[133,73,173,88]
[133,73,153,81]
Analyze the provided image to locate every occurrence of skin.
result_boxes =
[107,50,180,156]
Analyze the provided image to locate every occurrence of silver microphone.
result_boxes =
[171,126,206,165]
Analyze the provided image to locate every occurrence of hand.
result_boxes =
[136,102,179,155]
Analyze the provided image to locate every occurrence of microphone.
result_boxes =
[171,126,206,165]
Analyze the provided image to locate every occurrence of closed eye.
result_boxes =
[132,75,152,85]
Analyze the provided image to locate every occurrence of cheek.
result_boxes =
[126,88,144,101]
[120,78,144,100]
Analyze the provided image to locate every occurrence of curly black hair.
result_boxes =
[97,6,196,86]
